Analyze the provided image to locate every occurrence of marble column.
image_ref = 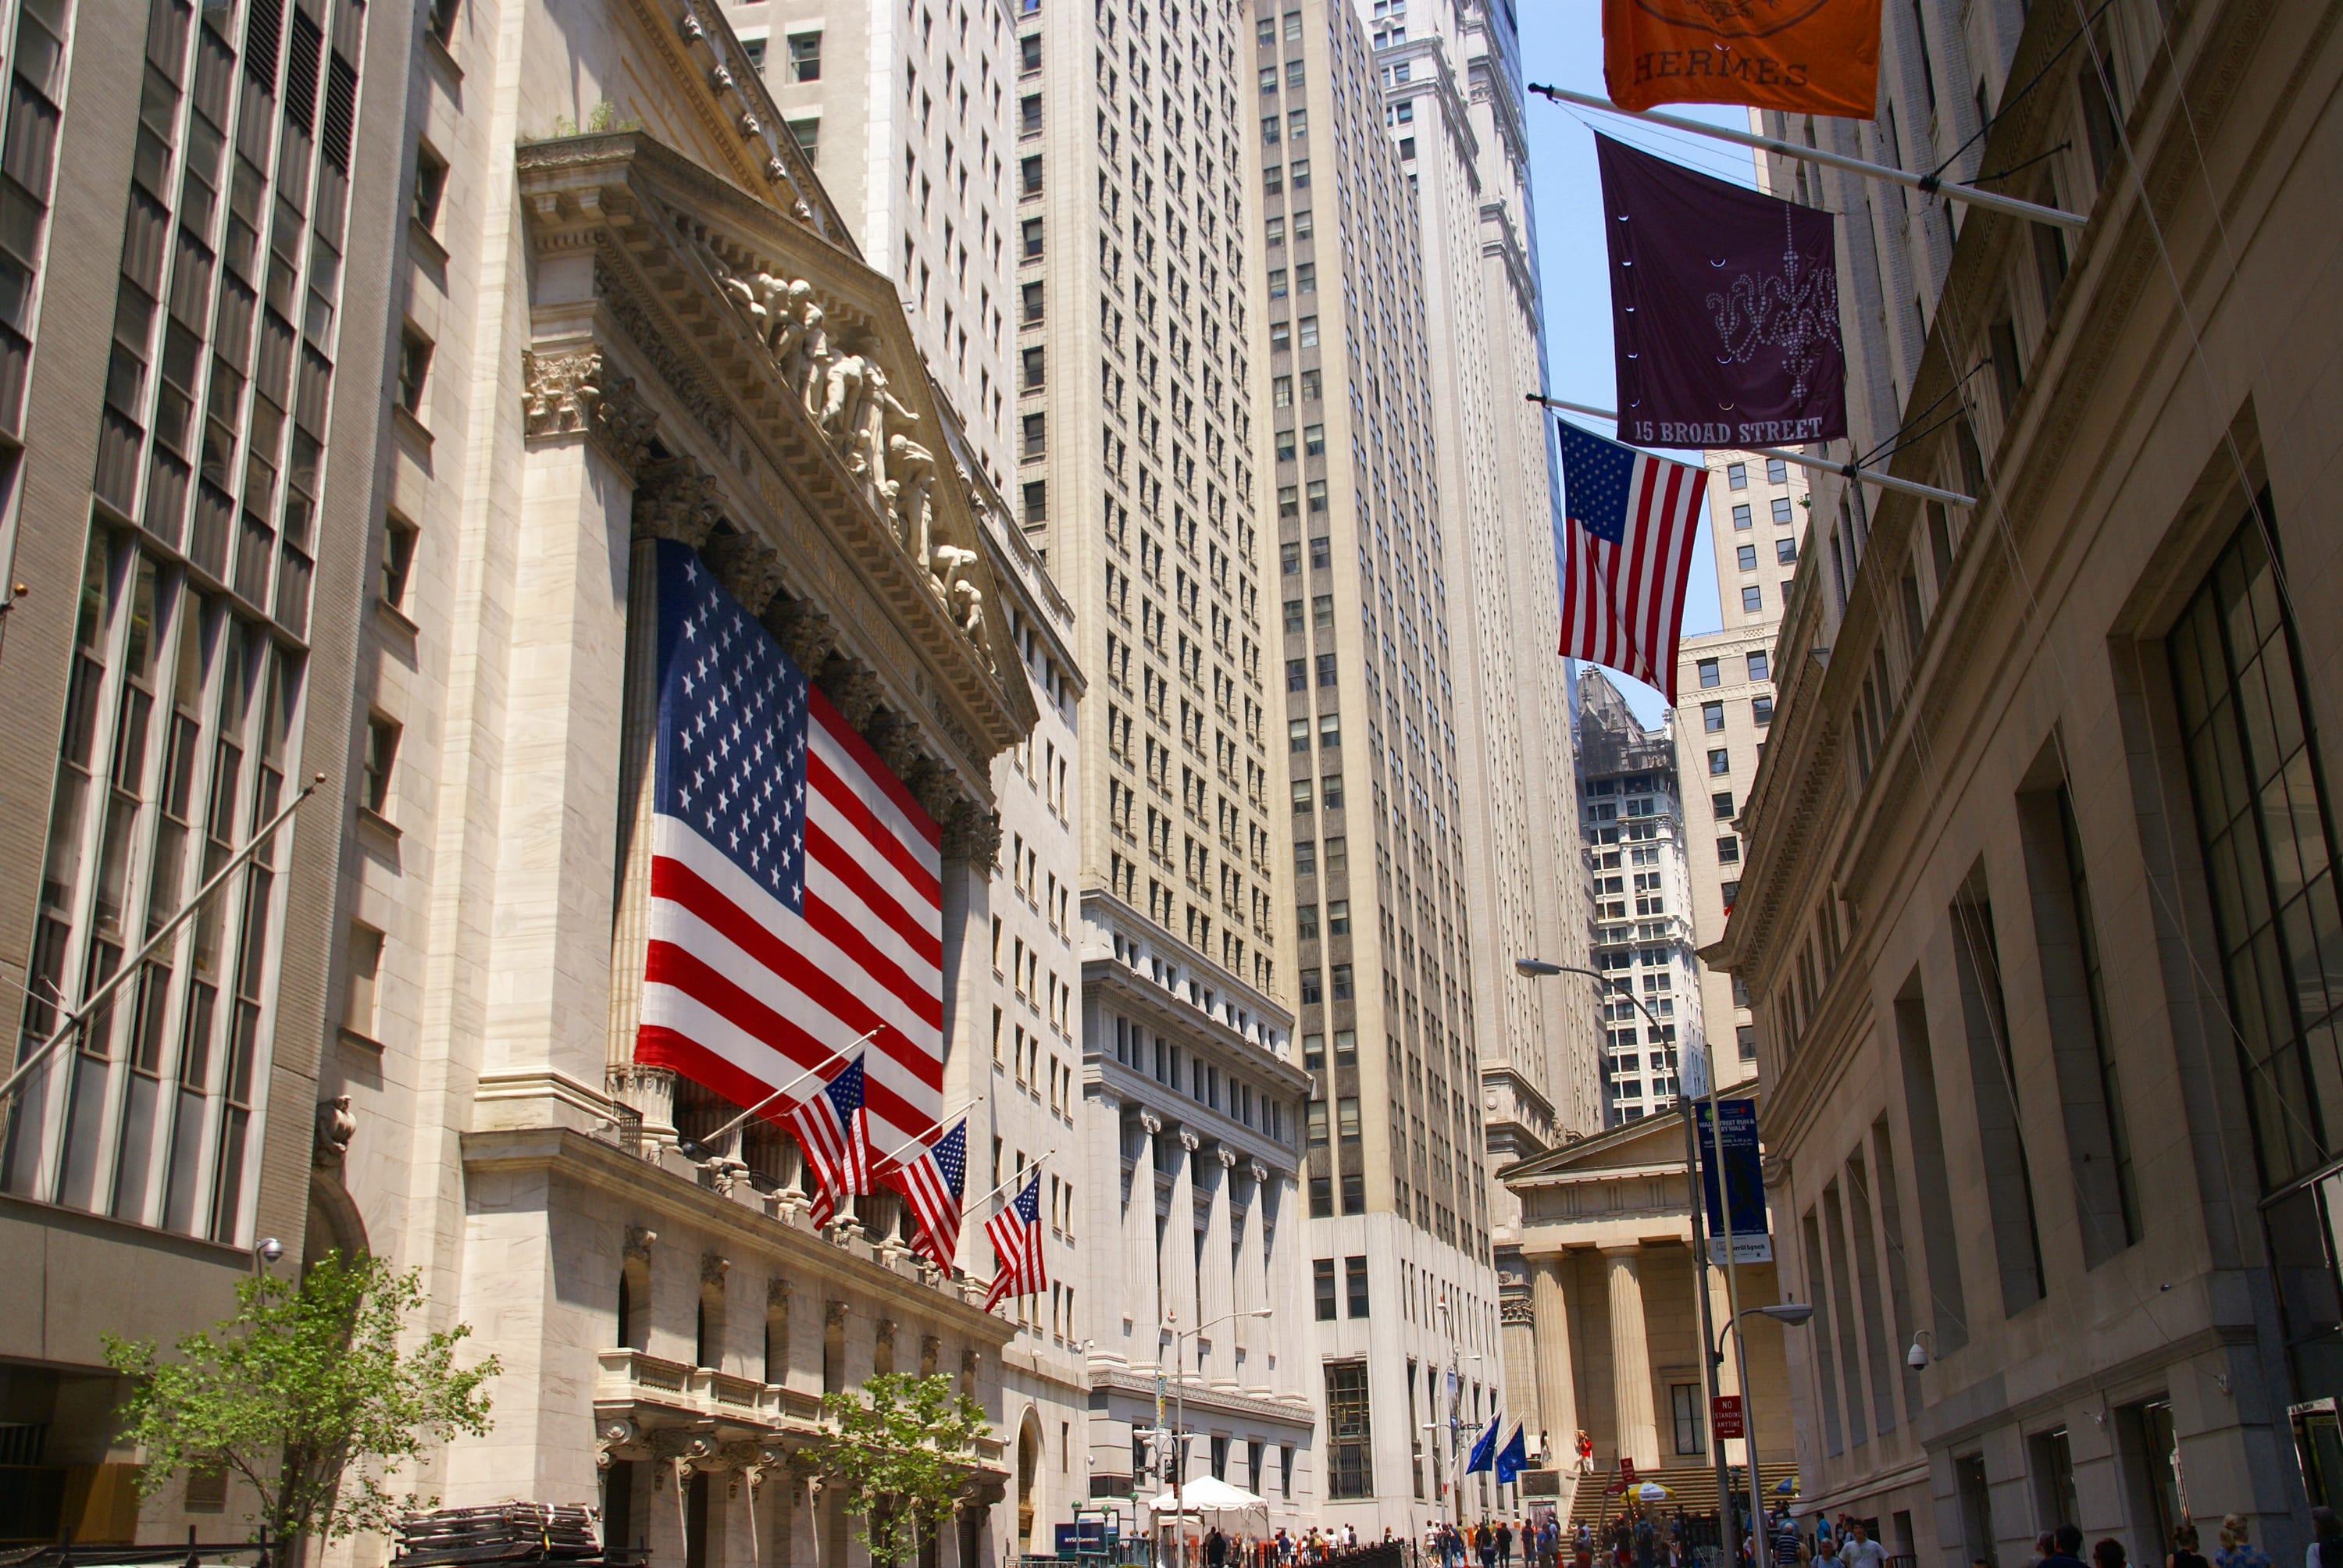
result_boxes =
[1165,1131,1203,1342]
[1603,1245,1661,1470]
[1201,1147,1238,1388]
[1129,1113,1164,1371]
[1528,1253,1578,1467]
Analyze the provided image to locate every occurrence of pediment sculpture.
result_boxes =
[709,258,976,640]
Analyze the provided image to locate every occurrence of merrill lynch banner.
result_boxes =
[1603,0,1883,117]
[1599,135,1848,451]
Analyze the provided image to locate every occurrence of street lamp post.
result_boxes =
[1162,1307,1273,1568]
[1712,1306,1813,1559]
[1516,959,1740,1552]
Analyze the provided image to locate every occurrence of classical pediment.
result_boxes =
[515,131,1038,800]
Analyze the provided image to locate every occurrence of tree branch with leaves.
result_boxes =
[102,1251,499,1554]
[818,1373,993,1568]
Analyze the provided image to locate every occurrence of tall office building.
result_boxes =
[992,0,1323,1532]
[1374,0,1603,1228]
[1674,449,1806,1084]
[1251,0,1519,1534]
[1572,672,1702,1127]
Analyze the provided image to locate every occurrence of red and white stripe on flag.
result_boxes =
[1554,421,1707,703]
[633,540,944,1164]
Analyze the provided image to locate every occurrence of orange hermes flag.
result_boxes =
[1603,0,1882,117]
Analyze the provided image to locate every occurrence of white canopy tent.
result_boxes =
[1146,1477,1268,1516]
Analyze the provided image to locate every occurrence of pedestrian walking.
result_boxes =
[1842,1521,1888,1568]
[2170,1523,2208,1568]
[1500,1523,1517,1568]
[2098,1543,2130,1568]
[2312,1511,2343,1568]
[2218,1519,2274,1568]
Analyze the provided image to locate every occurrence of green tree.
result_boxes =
[102,1250,499,1553]
[818,1373,993,1566]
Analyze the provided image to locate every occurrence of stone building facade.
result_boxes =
[1500,1113,1794,1502]
[0,0,1082,1562]
[1711,0,2343,1555]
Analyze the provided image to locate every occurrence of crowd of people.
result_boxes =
[1179,1502,2343,1568]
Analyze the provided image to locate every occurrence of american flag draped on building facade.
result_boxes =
[633,540,946,1187]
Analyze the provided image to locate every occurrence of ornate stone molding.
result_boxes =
[701,1253,731,1287]
[1500,1297,1534,1327]
[598,258,734,446]
[1216,1147,1238,1170]
[774,602,838,672]
[706,532,787,616]
[1179,1131,1200,1154]
[312,1095,355,1170]
[625,1225,658,1261]
[1139,1112,1163,1136]
[522,348,658,476]
[825,665,886,731]
[941,800,1002,866]
[1249,1160,1269,1184]
[767,1277,792,1309]
[825,1299,849,1329]
[633,457,722,547]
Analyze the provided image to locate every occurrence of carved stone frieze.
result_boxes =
[706,532,787,616]
[633,457,722,547]
[522,349,660,476]
[767,1277,792,1309]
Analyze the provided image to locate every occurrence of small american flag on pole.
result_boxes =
[633,540,944,1182]
[791,1053,873,1226]
[890,1117,967,1270]
[1554,419,1708,701]
[981,1170,1047,1311]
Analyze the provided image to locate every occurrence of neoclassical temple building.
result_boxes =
[0,0,1086,1558]
[1500,1109,1796,1509]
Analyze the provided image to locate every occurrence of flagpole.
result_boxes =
[1527,394,1978,508]
[867,1098,979,1170]
[1525,82,2088,230]
[700,1026,882,1146]
[968,1147,1055,1210]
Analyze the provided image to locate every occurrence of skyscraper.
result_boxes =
[1573,671,1702,1126]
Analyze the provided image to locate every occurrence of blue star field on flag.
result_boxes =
[655,550,811,911]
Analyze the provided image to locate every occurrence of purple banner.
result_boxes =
[1598,134,1847,449]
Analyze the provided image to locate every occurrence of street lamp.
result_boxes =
[1514,957,1746,1552]
[1161,1307,1274,1568]
[1711,1305,1813,1548]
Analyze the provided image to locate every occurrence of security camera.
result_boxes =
[1905,1339,1928,1370]
[257,1237,286,1265]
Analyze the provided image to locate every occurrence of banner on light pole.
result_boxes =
[1694,1099,1772,1264]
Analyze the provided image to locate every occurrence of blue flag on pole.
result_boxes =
[1465,1413,1503,1474]
[1493,1423,1529,1484]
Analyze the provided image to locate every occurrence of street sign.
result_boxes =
[1711,1395,1745,1440]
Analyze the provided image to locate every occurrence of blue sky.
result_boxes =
[1514,6,1760,725]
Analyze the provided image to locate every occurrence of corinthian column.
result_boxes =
[1603,1245,1661,1470]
